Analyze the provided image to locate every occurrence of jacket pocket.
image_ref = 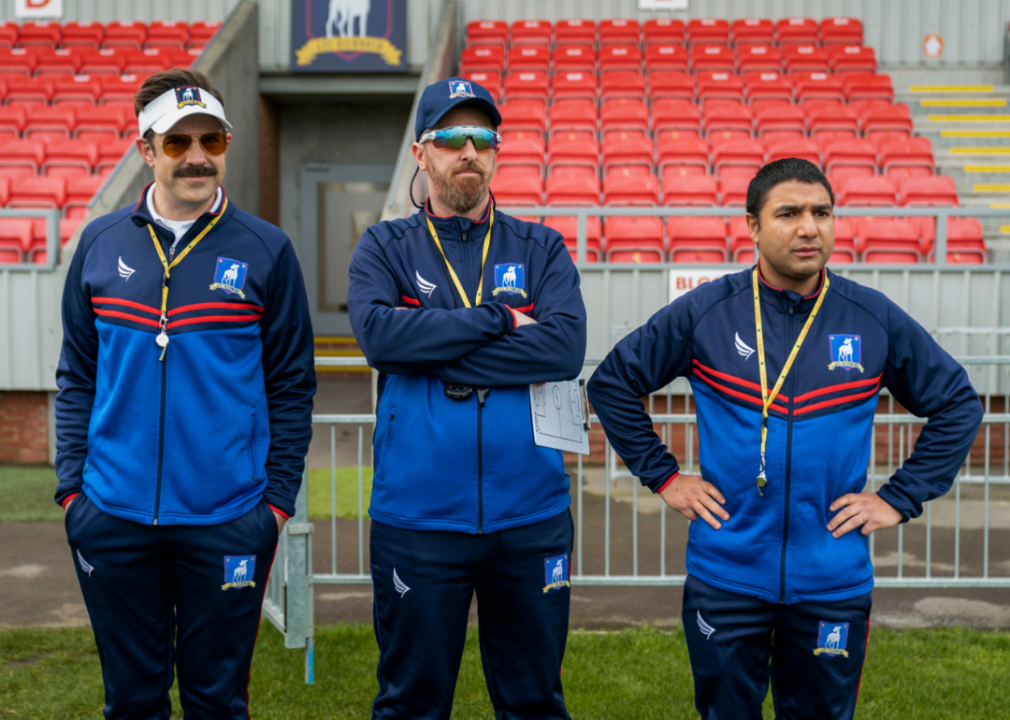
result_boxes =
[379,405,396,470]
[249,408,262,482]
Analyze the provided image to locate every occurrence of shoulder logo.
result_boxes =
[175,85,206,109]
[493,263,528,299]
[735,332,755,360]
[814,621,850,658]
[416,271,437,298]
[543,554,571,593]
[449,79,474,98]
[210,257,248,299]
[393,568,410,598]
[222,555,256,590]
[118,256,135,281]
[697,610,716,640]
[828,334,864,373]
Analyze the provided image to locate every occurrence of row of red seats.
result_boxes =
[466,69,893,106]
[0,78,151,112]
[467,18,864,48]
[0,46,199,76]
[497,98,913,140]
[0,21,219,51]
[1,105,138,142]
[0,174,106,213]
[0,216,84,264]
[494,173,956,208]
[532,215,985,265]
[0,138,133,178]
[462,42,876,75]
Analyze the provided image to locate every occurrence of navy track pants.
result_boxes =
[370,510,574,720]
[64,493,279,720]
[682,574,872,720]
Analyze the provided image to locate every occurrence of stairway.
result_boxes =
[314,336,369,378]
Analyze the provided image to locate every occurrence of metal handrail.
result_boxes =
[0,208,61,272]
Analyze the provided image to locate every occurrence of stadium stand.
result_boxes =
[0,21,219,264]
[460,15,973,263]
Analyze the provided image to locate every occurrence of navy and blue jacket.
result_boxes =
[348,198,587,534]
[55,185,316,525]
[588,268,982,604]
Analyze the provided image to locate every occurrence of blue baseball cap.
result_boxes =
[414,77,502,141]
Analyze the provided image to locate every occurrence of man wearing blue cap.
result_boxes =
[348,77,587,719]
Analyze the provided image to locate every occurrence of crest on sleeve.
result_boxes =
[827,334,864,372]
[493,263,527,298]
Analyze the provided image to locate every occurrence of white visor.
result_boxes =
[137,85,232,137]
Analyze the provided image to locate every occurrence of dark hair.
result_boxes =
[746,158,834,221]
[134,68,224,144]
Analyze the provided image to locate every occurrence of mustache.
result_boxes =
[451,162,486,178]
[174,165,218,178]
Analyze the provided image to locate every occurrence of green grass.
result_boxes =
[2,625,1008,719]
[0,465,62,522]
[306,466,372,520]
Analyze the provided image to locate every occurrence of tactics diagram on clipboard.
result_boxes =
[529,379,591,455]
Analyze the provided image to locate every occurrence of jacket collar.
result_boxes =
[131,182,232,239]
[423,194,493,240]
[756,265,828,314]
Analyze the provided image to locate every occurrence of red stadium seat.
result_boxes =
[0,217,32,263]
[600,99,649,137]
[898,176,958,206]
[498,99,547,135]
[0,175,15,205]
[644,19,685,46]
[65,174,105,218]
[35,48,81,75]
[28,216,82,261]
[511,20,552,47]
[766,139,820,166]
[0,22,18,49]
[648,70,694,102]
[831,217,858,262]
[546,135,599,176]
[100,74,146,103]
[189,21,222,47]
[719,176,751,206]
[19,21,62,49]
[0,105,28,140]
[687,19,730,46]
[667,217,728,262]
[704,104,753,139]
[604,216,665,262]
[838,176,896,206]
[0,139,46,174]
[861,104,913,138]
[103,21,148,49]
[828,45,877,73]
[0,47,38,75]
[755,105,806,142]
[490,175,542,206]
[879,137,935,180]
[461,71,501,101]
[545,175,600,205]
[599,44,642,73]
[96,138,135,174]
[744,71,794,105]
[78,48,126,75]
[41,140,98,178]
[544,216,603,262]
[8,175,67,208]
[783,45,830,74]
[645,44,689,74]
[737,44,783,73]
[601,135,654,176]
[843,72,894,102]
[808,105,859,140]
[123,47,174,74]
[600,19,640,45]
[52,75,103,105]
[732,18,774,46]
[729,217,756,262]
[662,174,718,206]
[4,76,54,105]
[466,20,508,47]
[821,18,863,45]
[794,72,845,104]
[460,46,504,74]
[61,22,105,49]
[859,219,920,263]
[496,134,545,176]
[696,71,744,106]
[657,133,710,174]
[600,70,646,101]
[548,99,597,136]
[503,71,549,103]
[712,139,764,174]
[553,45,595,72]
[146,21,190,49]
[776,18,819,45]
[652,99,702,135]
[922,217,987,263]
[24,106,76,142]
[692,44,735,72]
[508,45,550,72]
[555,19,596,46]
[603,173,658,205]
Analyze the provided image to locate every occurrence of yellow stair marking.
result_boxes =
[975,184,1010,191]
[928,115,1010,122]
[920,99,1006,107]
[965,165,1010,172]
[314,336,359,344]
[910,85,994,92]
[1000,225,1010,233]
[990,203,1010,208]
[950,147,1010,154]
[313,349,366,357]
[942,130,1010,137]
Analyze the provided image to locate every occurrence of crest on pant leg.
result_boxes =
[543,554,570,593]
[813,620,850,658]
[222,555,257,590]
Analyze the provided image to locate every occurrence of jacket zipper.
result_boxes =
[153,241,175,525]
[476,387,489,533]
[780,304,796,602]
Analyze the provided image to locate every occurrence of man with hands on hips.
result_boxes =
[588,159,982,720]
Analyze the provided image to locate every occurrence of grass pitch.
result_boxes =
[1,624,1008,719]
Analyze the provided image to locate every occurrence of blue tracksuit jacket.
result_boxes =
[348,199,587,534]
[54,185,316,525]
[587,268,982,604]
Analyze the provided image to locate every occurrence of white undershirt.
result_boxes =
[147,185,223,250]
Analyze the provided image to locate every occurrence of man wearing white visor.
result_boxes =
[55,69,316,718]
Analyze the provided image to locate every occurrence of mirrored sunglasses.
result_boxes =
[419,126,502,151]
[161,132,229,159]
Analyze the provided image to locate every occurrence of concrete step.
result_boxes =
[937,160,1010,193]
[914,127,1010,149]
[902,99,1010,117]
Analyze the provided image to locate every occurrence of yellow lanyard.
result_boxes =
[425,206,494,308]
[147,197,228,360]
[753,267,829,495]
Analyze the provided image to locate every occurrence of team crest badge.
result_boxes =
[543,554,571,593]
[210,257,248,299]
[813,621,850,658]
[828,334,864,372]
[449,79,474,98]
[174,86,206,109]
[493,263,528,298]
[222,555,256,590]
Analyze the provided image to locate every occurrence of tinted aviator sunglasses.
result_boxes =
[419,126,502,151]
[160,132,229,159]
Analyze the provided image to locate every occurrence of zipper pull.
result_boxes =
[476,387,489,407]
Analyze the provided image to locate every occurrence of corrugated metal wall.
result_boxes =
[0,0,240,24]
[460,0,1010,66]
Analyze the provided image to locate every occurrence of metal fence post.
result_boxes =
[283,475,315,682]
